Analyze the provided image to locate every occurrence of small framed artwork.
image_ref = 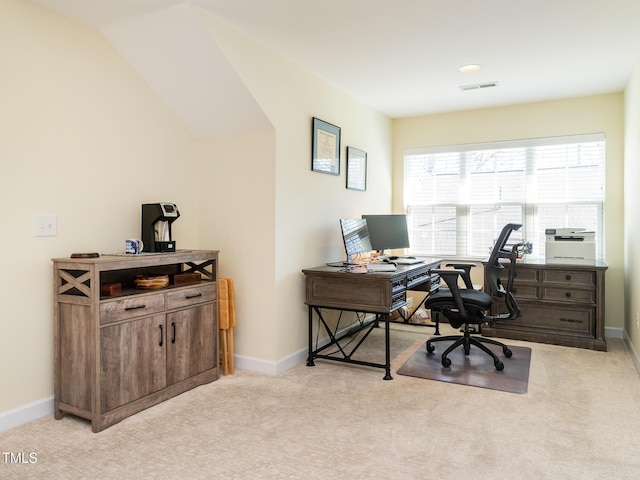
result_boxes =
[312,117,341,175]
[346,147,367,191]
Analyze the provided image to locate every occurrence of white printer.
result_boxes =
[545,228,595,265]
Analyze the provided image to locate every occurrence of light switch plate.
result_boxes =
[35,214,57,237]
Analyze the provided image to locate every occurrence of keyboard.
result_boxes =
[366,263,397,272]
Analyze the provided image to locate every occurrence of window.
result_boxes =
[403,134,605,260]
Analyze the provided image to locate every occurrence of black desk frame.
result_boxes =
[307,307,393,379]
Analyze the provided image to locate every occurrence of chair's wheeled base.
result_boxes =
[426,324,512,371]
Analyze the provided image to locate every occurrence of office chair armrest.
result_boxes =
[429,269,468,318]
[444,263,476,289]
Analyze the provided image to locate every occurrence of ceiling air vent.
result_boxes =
[459,81,499,91]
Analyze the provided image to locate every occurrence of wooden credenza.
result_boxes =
[481,260,607,351]
[53,250,219,432]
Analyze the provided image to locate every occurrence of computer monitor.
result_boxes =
[340,218,373,264]
[361,214,411,253]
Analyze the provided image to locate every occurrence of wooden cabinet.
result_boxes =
[53,250,219,432]
[481,260,607,351]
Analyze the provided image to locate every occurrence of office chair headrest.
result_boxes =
[487,223,522,266]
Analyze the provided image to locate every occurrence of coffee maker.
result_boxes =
[141,203,180,253]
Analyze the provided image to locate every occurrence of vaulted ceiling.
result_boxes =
[32,0,640,137]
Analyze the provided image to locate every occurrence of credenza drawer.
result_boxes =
[503,302,595,337]
[542,287,595,304]
[100,293,165,324]
[514,267,540,283]
[542,269,595,287]
[166,283,217,310]
[511,284,539,300]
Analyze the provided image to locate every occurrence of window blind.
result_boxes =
[403,133,605,260]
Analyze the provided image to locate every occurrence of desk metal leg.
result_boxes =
[306,306,315,367]
[383,313,392,380]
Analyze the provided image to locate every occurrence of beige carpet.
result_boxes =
[2,325,640,480]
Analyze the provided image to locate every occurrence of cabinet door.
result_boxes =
[100,314,166,412]
[166,304,215,386]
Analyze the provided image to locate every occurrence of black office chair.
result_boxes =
[424,223,522,371]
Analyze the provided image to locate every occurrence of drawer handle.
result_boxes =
[185,293,203,300]
[158,324,163,347]
[125,304,146,311]
[566,275,571,281]
[566,292,571,298]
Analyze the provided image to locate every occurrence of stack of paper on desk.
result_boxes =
[366,263,397,272]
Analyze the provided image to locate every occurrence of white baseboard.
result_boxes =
[0,349,310,432]
[0,353,304,431]
[234,347,308,376]
[0,396,54,433]
[607,327,640,375]
[605,326,624,339]
[7,327,630,432]
[234,320,365,376]
[623,330,640,376]
[238,325,631,375]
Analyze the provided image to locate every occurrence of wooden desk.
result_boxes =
[302,258,441,379]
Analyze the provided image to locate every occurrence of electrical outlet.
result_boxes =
[35,214,57,237]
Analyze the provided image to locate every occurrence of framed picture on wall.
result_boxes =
[312,117,341,175]
[346,147,367,191]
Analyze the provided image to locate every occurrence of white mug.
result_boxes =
[125,239,144,254]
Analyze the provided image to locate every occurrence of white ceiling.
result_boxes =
[32,0,640,135]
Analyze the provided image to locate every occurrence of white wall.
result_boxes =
[0,0,200,415]
[1,0,394,428]
[196,10,393,365]
[392,94,625,331]
[196,130,277,363]
[624,59,640,363]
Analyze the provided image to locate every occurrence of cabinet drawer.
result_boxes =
[543,269,595,287]
[100,293,165,325]
[542,287,595,304]
[511,284,539,300]
[514,267,539,283]
[503,302,595,337]
[167,283,216,310]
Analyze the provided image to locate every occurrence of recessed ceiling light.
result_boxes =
[458,64,482,73]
